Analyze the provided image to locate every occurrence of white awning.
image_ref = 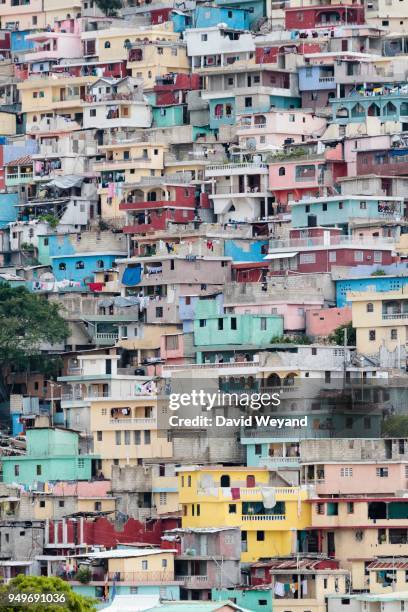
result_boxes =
[264,252,298,260]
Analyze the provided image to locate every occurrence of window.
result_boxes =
[157,47,163,55]
[159,492,167,505]
[96,259,104,269]
[340,467,353,477]
[14,465,19,476]
[39,500,46,508]
[322,203,327,211]
[374,251,382,263]
[75,260,84,269]
[257,531,265,541]
[59,500,65,508]
[36,465,42,476]
[134,430,141,445]
[124,430,130,445]
[278,167,286,176]
[162,558,167,568]
[104,41,111,48]
[78,458,84,468]
[245,97,252,108]
[255,444,262,455]
[142,560,148,570]
[329,251,337,262]
[300,253,316,264]
[376,467,388,477]
[156,307,163,318]
[369,330,376,341]
[260,318,267,331]
[115,431,121,445]
[59,263,66,271]
[144,430,151,444]
[347,502,354,514]
[97,431,102,441]
[354,251,364,262]
[391,329,398,340]
[218,318,224,330]
[367,303,374,312]
[230,317,237,330]
[201,34,208,41]
[258,601,267,607]
[90,109,96,117]
[289,114,295,122]
[95,501,102,511]
[165,335,179,351]
[229,504,237,514]
[339,202,343,209]
[360,201,367,209]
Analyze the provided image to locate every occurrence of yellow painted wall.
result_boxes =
[0,112,16,136]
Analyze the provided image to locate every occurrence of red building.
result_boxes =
[120,182,209,235]
[285,5,364,30]
[255,42,323,65]
[356,147,408,177]
[154,73,201,106]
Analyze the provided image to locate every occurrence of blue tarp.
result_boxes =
[122,265,142,286]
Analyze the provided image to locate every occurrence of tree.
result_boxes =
[0,575,96,611]
[0,284,68,399]
[328,322,356,346]
[95,0,121,16]
[382,415,408,437]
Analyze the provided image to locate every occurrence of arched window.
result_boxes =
[59,262,66,271]
[220,475,230,487]
[75,260,84,269]
[367,303,374,312]
[104,41,111,48]
[96,259,104,269]
[278,167,286,176]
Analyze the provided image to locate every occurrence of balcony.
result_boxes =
[241,514,286,521]
[258,456,301,468]
[94,332,119,344]
[268,235,395,252]
[108,417,156,426]
[176,575,210,587]
[206,162,268,176]
[6,172,33,186]
[106,571,178,583]
[83,93,142,104]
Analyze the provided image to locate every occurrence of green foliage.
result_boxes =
[382,416,408,437]
[0,284,68,370]
[328,322,356,346]
[371,269,386,276]
[20,243,35,252]
[270,335,312,345]
[74,567,92,584]
[95,0,121,16]
[0,575,96,611]
[38,214,59,229]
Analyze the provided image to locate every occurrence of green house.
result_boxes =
[1,428,95,486]
[193,298,283,363]
[211,588,273,611]
[152,104,186,128]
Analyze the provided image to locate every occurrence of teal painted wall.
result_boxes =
[194,312,283,347]
[152,105,185,128]
[212,588,273,611]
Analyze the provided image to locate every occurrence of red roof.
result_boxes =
[367,560,408,570]
[5,155,32,166]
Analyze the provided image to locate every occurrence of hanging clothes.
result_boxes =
[274,582,285,597]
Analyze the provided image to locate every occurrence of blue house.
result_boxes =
[331,91,408,124]
[195,5,250,29]
[298,65,335,91]
[51,253,126,287]
[208,94,300,129]
[215,0,266,27]
[0,193,18,228]
[291,195,403,230]
[336,270,408,307]
[10,30,37,53]
[224,239,268,262]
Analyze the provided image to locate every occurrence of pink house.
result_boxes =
[229,300,323,332]
[305,306,352,339]
[303,461,408,496]
[269,143,346,206]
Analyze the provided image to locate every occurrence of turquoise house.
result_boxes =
[1,428,95,486]
[152,104,186,128]
[72,584,180,604]
[331,92,408,124]
[0,193,18,228]
[291,195,403,230]
[193,298,283,363]
[211,588,273,611]
[208,95,301,129]
[215,0,266,27]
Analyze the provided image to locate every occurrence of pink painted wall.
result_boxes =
[232,301,322,331]
[314,463,407,496]
[305,307,352,338]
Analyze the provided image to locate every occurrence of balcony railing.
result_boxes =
[242,514,286,521]
[382,312,408,320]
[109,417,155,425]
[107,571,176,583]
[269,236,395,250]
[206,162,268,172]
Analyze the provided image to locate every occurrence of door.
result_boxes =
[105,359,111,375]
[246,475,256,487]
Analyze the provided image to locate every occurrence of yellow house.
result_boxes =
[126,29,190,89]
[95,141,168,221]
[84,547,178,584]
[178,467,311,563]
[349,288,408,354]
[0,112,16,136]
[90,397,173,474]
[18,75,97,129]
